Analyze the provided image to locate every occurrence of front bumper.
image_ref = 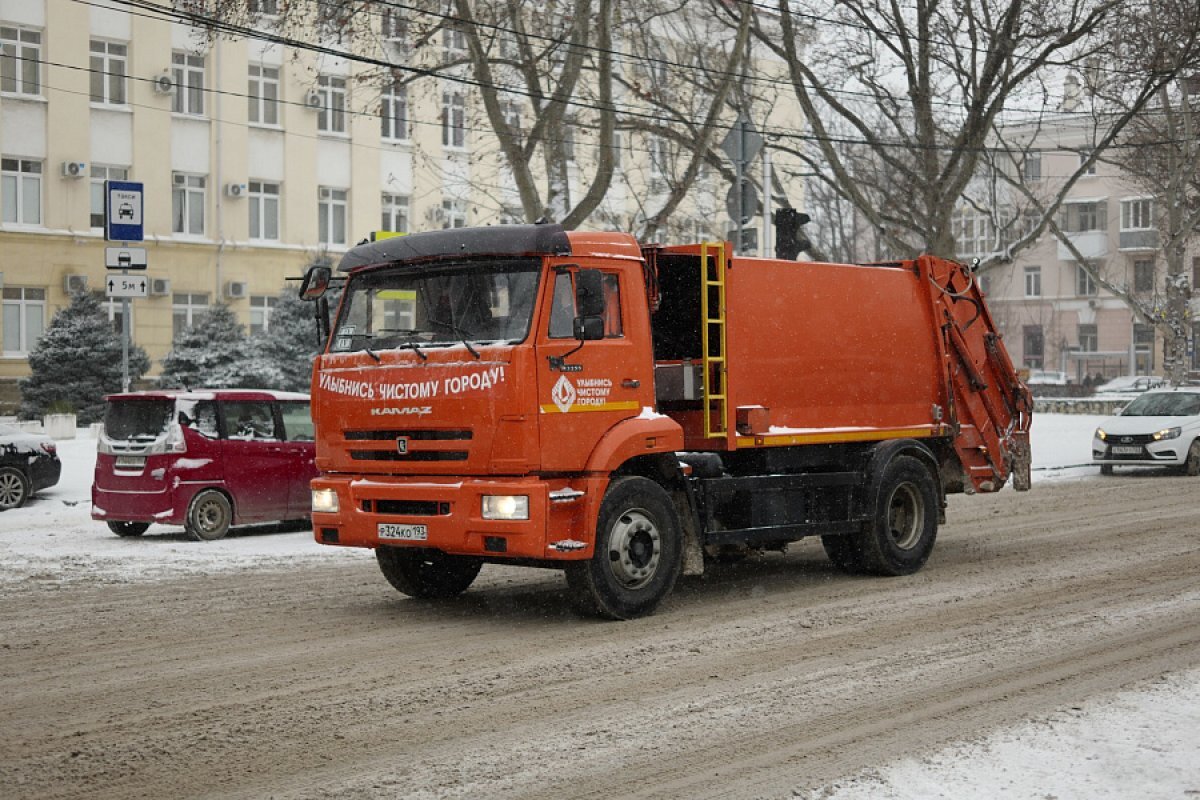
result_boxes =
[310,474,607,561]
[1092,438,1187,467]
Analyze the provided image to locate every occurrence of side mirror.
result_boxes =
[574,268,606,318]
[573,316,605,341]
[299,264,332,300]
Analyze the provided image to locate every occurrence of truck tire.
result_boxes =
[564,476,683,620]
[184,490,233,541]
[821,533,866,574]
[376,546,483,599]
[0,467,30,510]
[859,455,938,576]
[107,521,150,537]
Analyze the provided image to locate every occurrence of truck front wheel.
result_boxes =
[859,455,938,576]
[565,476,683,620]
[376,547,482,599]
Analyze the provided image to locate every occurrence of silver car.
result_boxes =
[1093,388,1200,475]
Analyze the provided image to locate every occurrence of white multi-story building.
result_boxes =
[0,0,799,409]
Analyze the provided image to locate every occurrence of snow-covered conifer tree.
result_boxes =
[159,302,247,390]
[238,288,322,392]
[18,291,150,423]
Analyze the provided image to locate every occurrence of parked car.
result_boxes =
[1094,375,1166,394]
[0,423,62,510]
[1026,369,1069,386]
[1093,388,1200,475]
[91,389,317,540]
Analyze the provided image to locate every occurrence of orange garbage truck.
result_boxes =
[300,223,1032,619]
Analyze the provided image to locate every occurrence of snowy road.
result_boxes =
[1,416,1198,798]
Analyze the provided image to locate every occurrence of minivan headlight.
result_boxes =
[1153,426,1182,441]
[482,495,529,520]
[311,487,340,513]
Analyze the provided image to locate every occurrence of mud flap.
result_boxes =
[1010,431,1032,492]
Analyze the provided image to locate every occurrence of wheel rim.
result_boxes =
[607,509,661,589]
[0,472,24,507]
[195,498,227,534]
[886,483,924,550]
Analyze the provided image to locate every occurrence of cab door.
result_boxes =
[535,265,651,472]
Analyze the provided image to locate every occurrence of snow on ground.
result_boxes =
[4,414,1197,799]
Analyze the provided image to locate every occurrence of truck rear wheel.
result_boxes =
[565,476,682,620]
[376,547,483,599]
[859,455,938,576]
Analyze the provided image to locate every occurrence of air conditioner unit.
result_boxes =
[424,205,445,224]
[153,69,175,95]
[61,161,88,178]
[225,183,248,198]
[304,89,322,109]
[225,281,248,299]
[150,278,171,296]
[64,274,89,293]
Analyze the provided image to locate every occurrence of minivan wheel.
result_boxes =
[107,521,150,537]
[0,467,30,510]
[185,490,233,541]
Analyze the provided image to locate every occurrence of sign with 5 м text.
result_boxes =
[105,180,144,242]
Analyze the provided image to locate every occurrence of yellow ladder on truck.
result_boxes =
[700,241,728,438]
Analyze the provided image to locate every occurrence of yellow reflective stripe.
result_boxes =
[539,401,642,414]
[735,426,937,448]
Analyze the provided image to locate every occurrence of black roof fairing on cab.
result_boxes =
[337,224,573,273]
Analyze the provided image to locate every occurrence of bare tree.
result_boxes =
[723,0,1197,264]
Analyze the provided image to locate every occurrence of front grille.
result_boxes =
[343,429,472,441]
[1107,433,1157,445]
[350,450,468,462]
[367,499,450,516]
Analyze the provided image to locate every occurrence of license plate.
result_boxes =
[1111,446,1142,455]
[378,523,428,541]
[114,455,145,469]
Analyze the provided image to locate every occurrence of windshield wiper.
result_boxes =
[377,329,428,361]
[428,318,480,359]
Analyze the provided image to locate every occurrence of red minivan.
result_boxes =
[91,389,317,540]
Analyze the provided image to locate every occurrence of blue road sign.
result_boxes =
[105,180,144,242]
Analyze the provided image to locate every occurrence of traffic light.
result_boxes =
[774,208,811,260]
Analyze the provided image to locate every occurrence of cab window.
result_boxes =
[548,271,623,339]
[279,401,315,441]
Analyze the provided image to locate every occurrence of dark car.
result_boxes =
[0,423,62,510]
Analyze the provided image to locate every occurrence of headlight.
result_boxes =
[311,487,340,513]
[482,495,529,520]
[1095,428,1107,441]
[1153,427,1182,441]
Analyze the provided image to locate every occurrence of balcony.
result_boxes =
[1057,230,1108,260]
[1118,229,1159,251]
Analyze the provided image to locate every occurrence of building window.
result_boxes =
[381,193,409,234]
[442,24,466,61]
[1078,323,1098,353]
[1021,150,1041,182]
[442,198,466,229]
[248,0,278,15]
[1135,323,1155,374]
[382,8,408,50]
[1,157,42,224]
[612,130,623,168]
[1120,198,1154,230]
[1023,266,1041,298]
[563,120,576,161]
[501,98,522,145]
[172,51,205,115]
[1076,263,1098,296]
[380,81,408,141]
[442,90,466,148]
[0,26,41,95]
[248,180,279,241]
[172,172,206,235]
[319,186,347,245]
[247,64,279,126]
[89,40,127,105]
[172,293,209,339]
[1062,200,1106,233]
[317,75,347,134]
[2,287,45,355]
[90,165,129,229]
[249,295,277,335]
[953,208,995,258]
[1133,258,1155,293]
[1023,325,1044,370]
[1079,148,1096,176]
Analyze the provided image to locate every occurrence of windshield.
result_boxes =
[104,399,174,441]
[1121,392,1200,417]
[329,258,541,354]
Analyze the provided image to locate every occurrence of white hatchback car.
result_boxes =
[1093,388,1200,475]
